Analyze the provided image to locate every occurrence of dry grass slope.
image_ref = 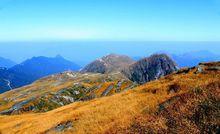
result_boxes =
[0,72,135,114]
[0,62,219,134]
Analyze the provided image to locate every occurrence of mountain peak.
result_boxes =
[0,56,80,92]
[81,54,134,74]
[122,53,178,84]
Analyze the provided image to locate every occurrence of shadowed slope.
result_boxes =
[0,55,80,93]
[123,54,178,84]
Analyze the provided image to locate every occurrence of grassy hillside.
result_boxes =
[0,62,219,134]
[0,72,136,114]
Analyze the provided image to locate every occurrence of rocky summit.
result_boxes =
[122,54,178,84]
[81,54,134,74]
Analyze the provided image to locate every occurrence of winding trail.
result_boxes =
[3,79,12,90]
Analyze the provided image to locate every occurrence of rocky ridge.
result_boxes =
[81,54,135,74]
[122,54,178,84]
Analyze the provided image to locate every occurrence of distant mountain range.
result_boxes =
[0,50,219,94]
[0,55,80,93]
[171,50,220,67]
[10,55,80,80]
[0,57,16,68]
[133,51,220,67]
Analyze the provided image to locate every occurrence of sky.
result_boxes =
[0,0,220,65]
[0,0,220,41]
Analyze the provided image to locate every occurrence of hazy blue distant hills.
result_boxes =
[10,55,80,80]
[0,55,80,93]
[0,57,16,68]
[133,51,219,67]
[0,67,32,93]
[172,50,220,67]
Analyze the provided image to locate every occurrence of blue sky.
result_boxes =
[0,0,220,41]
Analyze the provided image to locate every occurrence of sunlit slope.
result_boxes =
[0,72,136,114]
[0,62,219,134]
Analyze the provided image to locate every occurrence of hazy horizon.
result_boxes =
[0,41,220,66]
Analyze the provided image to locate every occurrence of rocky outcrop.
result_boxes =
[81,54,134,74]
[122,54,178,84]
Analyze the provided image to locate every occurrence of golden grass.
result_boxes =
[0,90,164,134]
[0,72,133,114]
[0,68,219,134]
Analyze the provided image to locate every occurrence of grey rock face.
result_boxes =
[101,85,114,96]
[81,60,106,74]
[81,54,134,74]
[122,54,178,84]
[0,98,35,115]
[45,121,73,133]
